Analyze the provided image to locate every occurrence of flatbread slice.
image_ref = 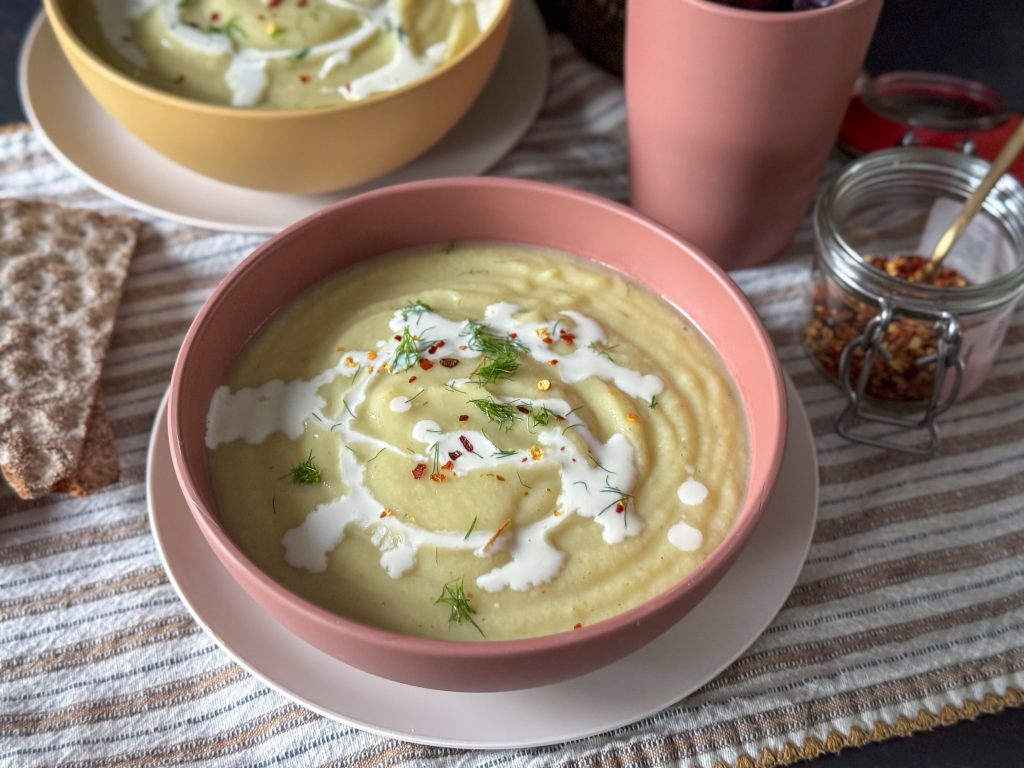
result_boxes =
[0,199,139,499]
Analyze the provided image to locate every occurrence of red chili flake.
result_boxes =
[209,11,220,21]
[435,340,446,348]
[428,344,440,354]
[430,472,446,483]
[412,463,426,480]
[439,357,459,368]
[418,359,434,371]
[268,0,283,6]
[441,460,455,471]
[548,359,559,366]
[521,457,528,463]
[459,435,475,453]
[573,623,582,630]
[299,74,311,84]
[508,332,518,339]
[615,502,625,513]
[458,414,469,422]
[297,0,307,6]
[173,74,185,84]
[495,475,505,482]
[543,337,554,345]
[408,375,417,383]
[394,334,402,341]
[448,450,462,461]
[559,329,576,345]
[515,405,530,414]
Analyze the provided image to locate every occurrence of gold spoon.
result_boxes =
[924,120,1024,282]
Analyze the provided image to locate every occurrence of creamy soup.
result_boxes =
[75,0,502,108]
[206,243,749,640]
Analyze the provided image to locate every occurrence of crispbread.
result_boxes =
[58,390,121,497]
[0,199,139,499]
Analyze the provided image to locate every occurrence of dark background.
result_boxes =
[1,0,1022,765]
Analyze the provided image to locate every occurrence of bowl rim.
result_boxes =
[167,176,787,662]
[42,0,514,119]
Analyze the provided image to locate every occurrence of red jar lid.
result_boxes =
[839,71,1024,182]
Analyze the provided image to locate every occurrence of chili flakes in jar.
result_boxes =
[804,254,969,403]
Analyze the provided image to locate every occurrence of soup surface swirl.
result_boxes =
[207,243,749,640]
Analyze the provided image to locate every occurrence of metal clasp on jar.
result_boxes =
[835,298,963,455]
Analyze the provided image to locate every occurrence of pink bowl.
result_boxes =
[168,178,787,692]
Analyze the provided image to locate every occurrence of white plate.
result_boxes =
[18,2,548,233]
[145,377,817,750]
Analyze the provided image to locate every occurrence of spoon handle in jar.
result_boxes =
[927,120,1024,274]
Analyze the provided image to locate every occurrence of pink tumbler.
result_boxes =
[626,0,882,269]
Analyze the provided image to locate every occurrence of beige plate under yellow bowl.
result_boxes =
[18,1,548,231]
[147,376,818,749]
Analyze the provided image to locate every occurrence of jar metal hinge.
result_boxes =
[835,299,963,455]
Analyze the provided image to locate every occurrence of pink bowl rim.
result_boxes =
[167,176,787,662]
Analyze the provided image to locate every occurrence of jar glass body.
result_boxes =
[805,147,1024,411]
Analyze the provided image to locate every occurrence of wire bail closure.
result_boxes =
[835,299,963,455]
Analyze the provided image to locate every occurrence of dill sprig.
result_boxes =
[491,447,518,459]
[599,478,633,516]
[401,300,433,322]
[589,342,618,363]
[529,404,552,430]
[649,395,659,410]
[207,15,245,38]
[464,516,478,540]
[428,441,441,475]
[284,451,321,484]
[475,354,520,384]
[435,576,483,636]
[469,397,521,431]
[391,326,424,372]
[289,46,310,61]
[463,321,524,384]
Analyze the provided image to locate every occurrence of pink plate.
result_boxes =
[147,376,816,747]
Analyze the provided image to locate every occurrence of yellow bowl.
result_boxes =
[43,0,513,194]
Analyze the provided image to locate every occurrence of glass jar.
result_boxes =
[804,147,1024,454]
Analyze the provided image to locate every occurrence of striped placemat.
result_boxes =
[3,33,1023,768]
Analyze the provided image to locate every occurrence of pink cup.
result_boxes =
[626,0,882,269]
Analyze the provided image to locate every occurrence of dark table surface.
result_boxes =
[2,1,1022,765]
